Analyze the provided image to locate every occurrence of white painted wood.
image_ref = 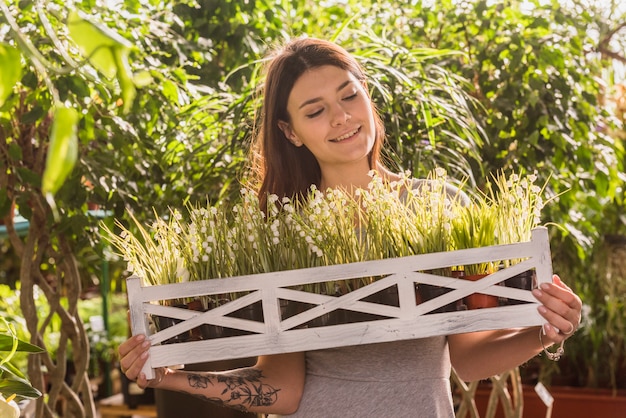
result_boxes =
[128,227,553,379]
[146,304,543,369]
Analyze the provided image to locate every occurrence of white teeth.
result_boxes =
[333,128,359,142]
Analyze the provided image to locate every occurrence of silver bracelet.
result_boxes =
[539,327,565,361]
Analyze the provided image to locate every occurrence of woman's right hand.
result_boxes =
[118,334,168,389]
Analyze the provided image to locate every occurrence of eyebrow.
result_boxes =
[298,79,354,109]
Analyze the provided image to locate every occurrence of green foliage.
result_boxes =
[41,105,79,197]
[0,44,21,107]
[422,0,624,245]
[0,285,60,369]
[0,317,43,401]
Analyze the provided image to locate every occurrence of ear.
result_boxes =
[278,120,302,147]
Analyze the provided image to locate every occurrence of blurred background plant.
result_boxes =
[0,0,624,416]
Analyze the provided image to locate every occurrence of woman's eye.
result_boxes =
[306,109,323,118]
[343,93,358,101]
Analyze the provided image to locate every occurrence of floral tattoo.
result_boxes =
[186,369,280,410]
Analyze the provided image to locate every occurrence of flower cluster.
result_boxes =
[102,170,550,290]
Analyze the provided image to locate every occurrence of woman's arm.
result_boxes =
[448,275,582,382]
[118,337,306,415]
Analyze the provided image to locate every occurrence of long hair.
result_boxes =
[248,37,386,211]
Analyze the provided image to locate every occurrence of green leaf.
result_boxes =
[0,189,9,218]
[67,11,132,79]
[7,142,22,162]
[0,376,42,400]
[0,335,44,354]
[15,167,41,188]
[112,47,136,113]
[133,71,153,88]
[41,105,79,196]
[21,105,44,124]
[1,361,26,380]
[161,79,179,103]
[0,44,21,108]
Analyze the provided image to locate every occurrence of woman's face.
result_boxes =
[278,65,376,175]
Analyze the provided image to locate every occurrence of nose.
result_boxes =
[330,103,351,127]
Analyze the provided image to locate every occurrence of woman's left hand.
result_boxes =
[532,274,583,344]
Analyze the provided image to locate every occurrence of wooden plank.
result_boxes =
[146,304,543,367]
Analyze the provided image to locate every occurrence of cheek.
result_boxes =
[361,103,376,127]
[354,97,373,118]
[296,117,327,137]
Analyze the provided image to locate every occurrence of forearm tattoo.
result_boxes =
[186,369,280,411]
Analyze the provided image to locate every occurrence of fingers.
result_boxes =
[542,275,582,310]
[136,371,151,389]
[118,334,147,358]
[118,334,151,381]
[532,275,582,342]
[118,334,168,389]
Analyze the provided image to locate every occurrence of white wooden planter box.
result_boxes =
[128,227,553,379]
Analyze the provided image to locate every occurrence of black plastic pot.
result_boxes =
[503,269,536,305]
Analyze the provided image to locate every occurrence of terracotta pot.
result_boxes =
[474,383,626,418]
[464,273,499,309]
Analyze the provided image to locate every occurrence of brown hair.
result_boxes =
[248,37,386,210]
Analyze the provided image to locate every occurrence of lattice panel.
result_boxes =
[128,227,553,379]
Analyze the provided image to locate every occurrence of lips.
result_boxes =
[330,127,360,142]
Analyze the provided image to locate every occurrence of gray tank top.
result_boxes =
[284,338,454,417]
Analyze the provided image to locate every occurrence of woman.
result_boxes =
[118,37,582,417]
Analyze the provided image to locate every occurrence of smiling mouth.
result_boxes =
[330,127,360,142]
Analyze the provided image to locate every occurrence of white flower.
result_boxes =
[176,262,189,282]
